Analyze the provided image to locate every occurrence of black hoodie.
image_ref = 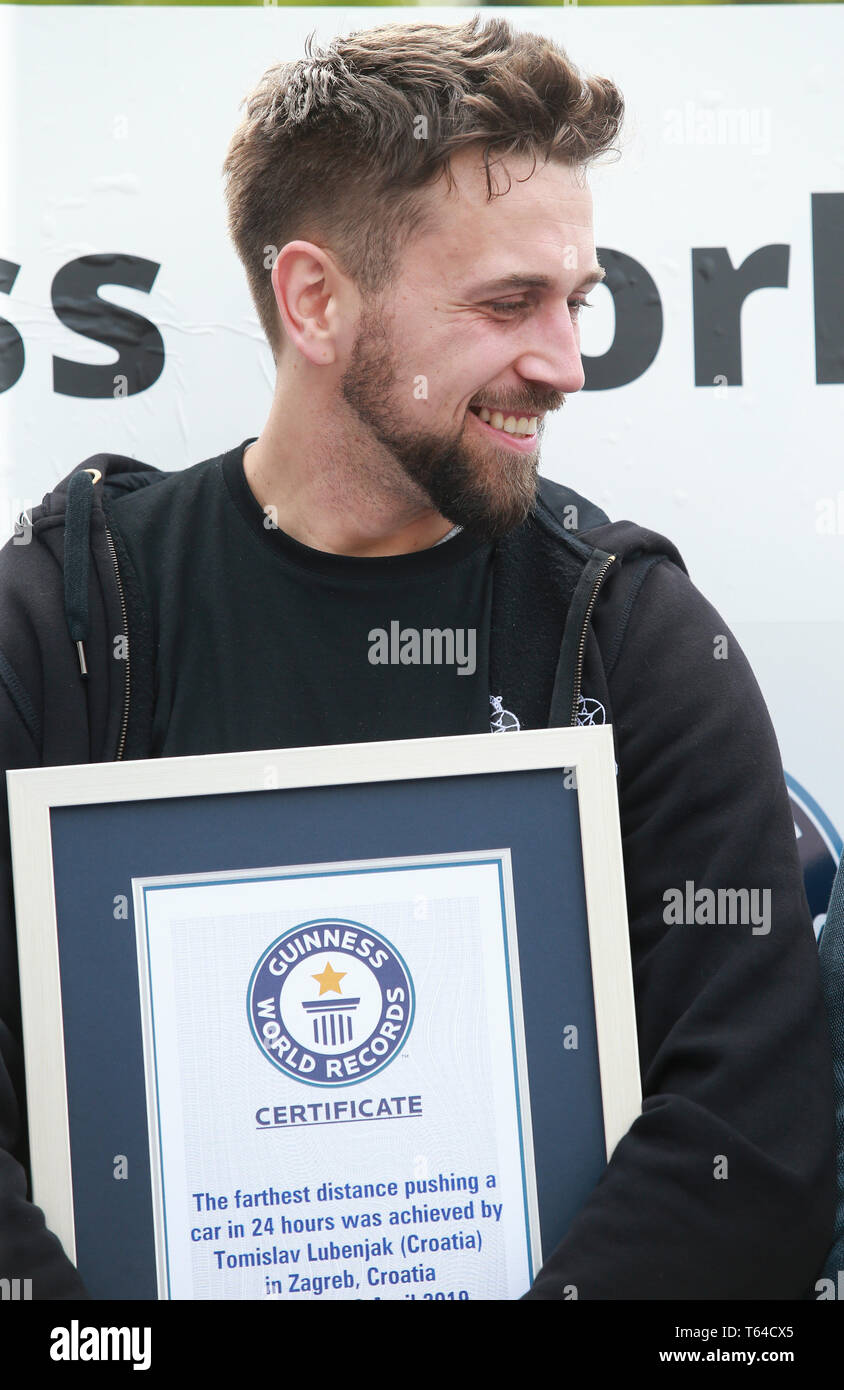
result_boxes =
[0,443,836,1299]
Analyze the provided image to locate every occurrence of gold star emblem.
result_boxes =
[312,960,347,996]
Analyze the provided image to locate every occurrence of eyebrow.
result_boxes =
[465,265,607,297]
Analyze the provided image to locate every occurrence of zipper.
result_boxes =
[104,523,130,760]
[571,553,617,726]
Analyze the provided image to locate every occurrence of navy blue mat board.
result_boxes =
[49,767,604,1299]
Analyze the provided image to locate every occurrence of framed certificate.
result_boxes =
[7,725,641,1300]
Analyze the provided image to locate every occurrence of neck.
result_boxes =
[242,380,456,558]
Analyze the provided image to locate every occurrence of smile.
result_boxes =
[467,405,539,453]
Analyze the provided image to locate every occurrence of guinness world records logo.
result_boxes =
[247,918,414,1087]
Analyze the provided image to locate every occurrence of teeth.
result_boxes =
[477,407,538,435]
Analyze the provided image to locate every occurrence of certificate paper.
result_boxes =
[133,851,540,1301]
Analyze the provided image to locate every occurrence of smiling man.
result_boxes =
[241,150,600,551]
[0,15,836,1300]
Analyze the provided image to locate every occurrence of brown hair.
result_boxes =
[222,15,624,361]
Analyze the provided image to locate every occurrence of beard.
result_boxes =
[339,304,544,546]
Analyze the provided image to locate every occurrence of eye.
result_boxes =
[487,296,594,319]
[488,300,532,316]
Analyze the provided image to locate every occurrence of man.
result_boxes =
[0,16,835,1298]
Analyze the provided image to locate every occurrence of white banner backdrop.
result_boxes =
[0,4,841,921]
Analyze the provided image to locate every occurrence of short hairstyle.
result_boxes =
[222,15,624,361]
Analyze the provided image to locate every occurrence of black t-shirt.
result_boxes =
[106,439,496,757]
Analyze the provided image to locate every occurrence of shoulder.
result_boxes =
[535,474,612,538]
[103,452,233,591]
[531,484,724,700]
[535,474,688,563]
[104,453,222,529]
[532,476,693,620]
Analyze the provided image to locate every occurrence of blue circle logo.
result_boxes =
[786,774,843,941]
[247,918,414,1087]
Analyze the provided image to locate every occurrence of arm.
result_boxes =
[0,771,90,1296]
[0,535,91,1298]
[524,556,836,1299]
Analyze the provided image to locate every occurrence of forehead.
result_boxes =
[404,149,597,293]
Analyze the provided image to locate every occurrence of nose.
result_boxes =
[509,303,586,396]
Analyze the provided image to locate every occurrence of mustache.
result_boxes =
[470,396,564,414]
